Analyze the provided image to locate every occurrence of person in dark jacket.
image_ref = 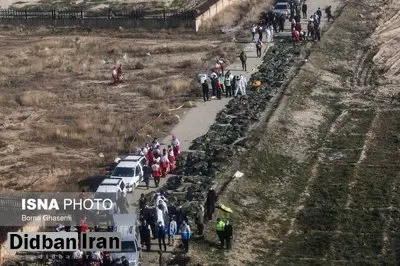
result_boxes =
[202,80,209,101]
[316,7,322,23]
[239,50,247,71]
[210,76,217,97]
[301,2,307,19]
[224,219,233,250]
[205,188,217,220]
[140,220,151,251]
[143,164,151,190]
[325,6,334,21]
[157,222,167,252]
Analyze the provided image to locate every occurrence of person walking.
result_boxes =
[160,149,170,178]
[325,6,334,22]
[168,216,177,245]
[205,188,217,220]
[180,221,191,254]
[157,221,167,252]
[251,24,257,41]
[224,71,233,97]
[215,218,225,248]
[139,193,146,216]
[167,145,175,171]
[256,40,263,58]
[140,220,151,251]
[143,164,151,190]
[152,162,161,187]
[195,205,205,236]
[301,2,307,19]
[239,50,247,71]
[257,25,263,42]
[224,219,233,250]
[202,80,209,101]
[316,7,322,23]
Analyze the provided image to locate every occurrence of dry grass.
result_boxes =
[0,32,229,192]
[200,0,275,31]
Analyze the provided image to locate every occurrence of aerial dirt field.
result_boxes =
[189,0,400,264]
[0,28,237,192]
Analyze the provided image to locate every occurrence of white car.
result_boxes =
[272,3,290,18]
[110,156,145,192]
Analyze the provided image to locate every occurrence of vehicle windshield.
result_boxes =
[94,192,116,202]
[274,4,288,9]
[121,241,137,252]
[112,167,134,177]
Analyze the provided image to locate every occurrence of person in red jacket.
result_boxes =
[160,149,170,178]
[167,145,175,171]
[171,135,180,157]
[292,28,300,47]
[146,150,154,167]
[152,162,161,187]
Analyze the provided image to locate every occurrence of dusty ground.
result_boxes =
[0,28,238,192]
[187,0,400,264]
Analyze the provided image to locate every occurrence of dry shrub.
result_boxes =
[134,61,145,69]
[139,85,166,99]
[142,68,164,80]
[16,91,57,107]
[161,79,189,93]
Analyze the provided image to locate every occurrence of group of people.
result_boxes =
[137,135,180,188]
[111,64,123,86]
[200,60,248,101]
[138,192,192,255]
[137,185,231,256]
[292,5,335,45]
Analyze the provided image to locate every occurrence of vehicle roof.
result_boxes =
[96,186,120,193]
[100,178,122,185]
[275,2,289,5]
[123,155,144,161]
[113,214,137,225]
[115,161,141,168]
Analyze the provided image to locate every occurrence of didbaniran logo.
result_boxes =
[7,232,121,251]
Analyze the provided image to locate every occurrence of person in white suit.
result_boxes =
[239,75,247,95]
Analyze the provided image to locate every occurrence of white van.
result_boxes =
[110,156,146,192]
[94,178,127,215]
[110,214,141,266]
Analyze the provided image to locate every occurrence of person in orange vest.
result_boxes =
[112,66,118,86]
[152,162,161,187]
[160,149,170,178]
[167,145,175,171]
[171,135,180,157]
